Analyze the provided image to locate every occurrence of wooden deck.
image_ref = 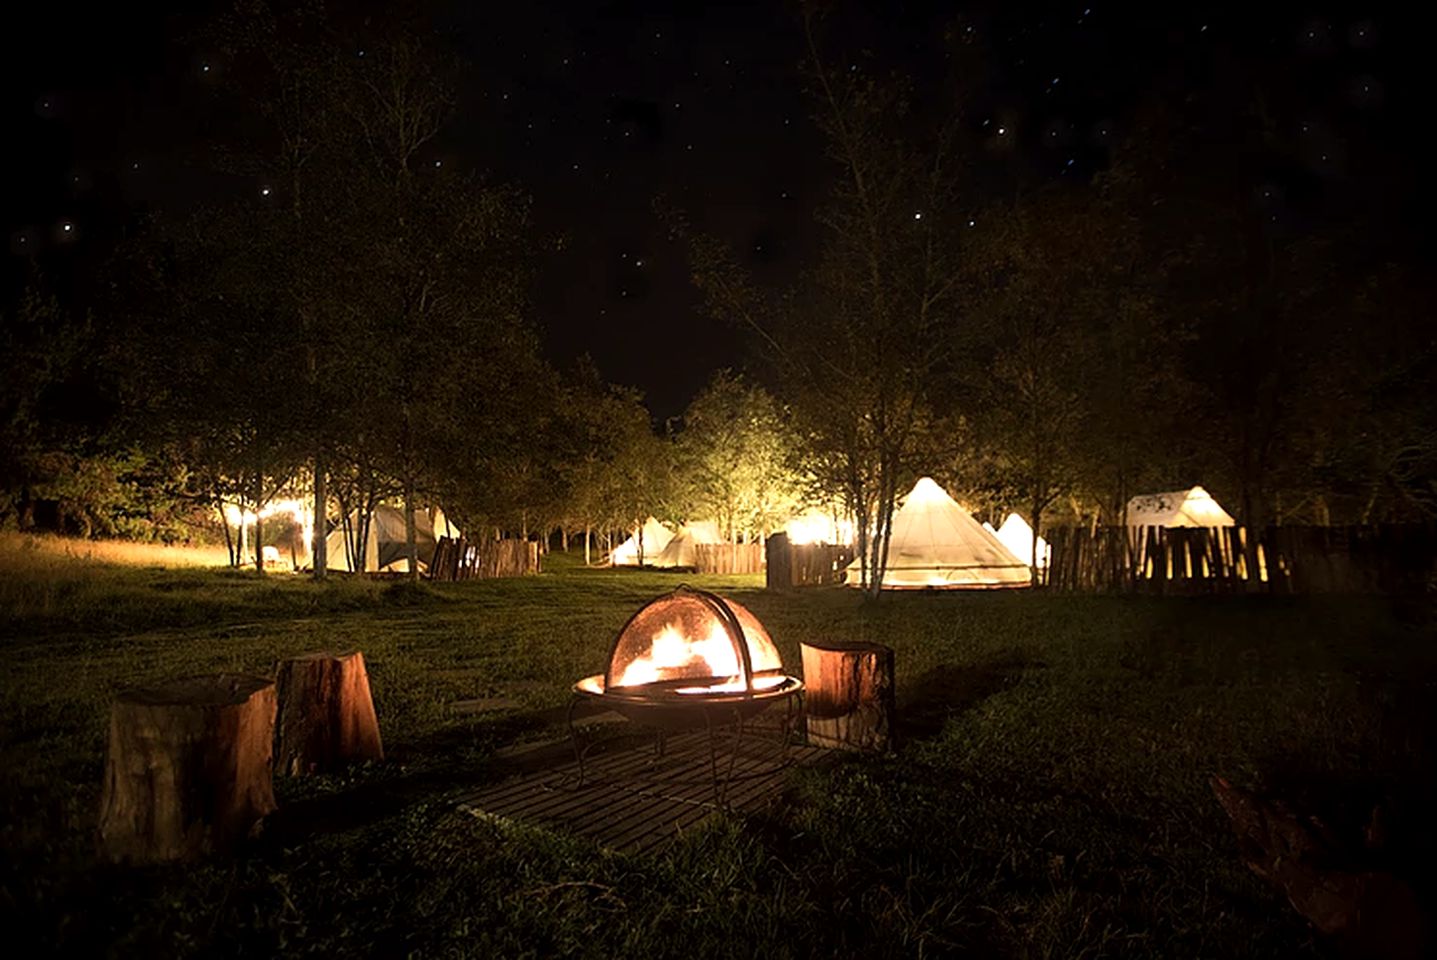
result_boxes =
[458,724,830,854]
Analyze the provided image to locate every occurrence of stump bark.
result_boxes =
[274,651,383,776]
[98,674,277,864]
[801,640,895,751]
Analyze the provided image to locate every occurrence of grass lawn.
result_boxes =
[2,543,1434,957]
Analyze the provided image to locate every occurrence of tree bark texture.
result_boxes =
[274,651,383,776]
[801,640,895,751]
[98,674,277,864]
[312,451,327,579]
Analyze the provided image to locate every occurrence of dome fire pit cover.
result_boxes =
[576,586,792,700]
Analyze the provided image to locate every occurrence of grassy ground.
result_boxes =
[1,545,1434,958]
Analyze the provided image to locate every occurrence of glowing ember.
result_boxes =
[676,675,787,694]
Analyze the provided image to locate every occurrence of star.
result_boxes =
[260,186,271,196]
[913,212,922,220]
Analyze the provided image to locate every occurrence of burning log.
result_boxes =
[274,651,383,776]
[98,675,277,864]
[800,640,895,751]
[1210,775,1427,960]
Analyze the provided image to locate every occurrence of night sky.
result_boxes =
[6,1,1433,419]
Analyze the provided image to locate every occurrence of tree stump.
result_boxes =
[98,674,277,864]
[801,640,896,751]
[274,651,383,776]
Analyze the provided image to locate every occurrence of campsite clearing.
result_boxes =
[2,549,1434,957]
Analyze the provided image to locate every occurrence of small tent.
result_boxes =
[324,505,460,573]
[983,513,1051,570]
[846,478,1031,589]
[652,520,724,569]
[1126,486,1235,527]
[609,517,675,566]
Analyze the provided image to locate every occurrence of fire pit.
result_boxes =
[574,586,802,726]
[569,587,803,797]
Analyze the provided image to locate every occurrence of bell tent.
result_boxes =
[609,517,675,566]
[324,505,460,573]
[1126,486,1235,527]
[652,520,724,569]
[846,478,1031,589]
[984,512,1052,570]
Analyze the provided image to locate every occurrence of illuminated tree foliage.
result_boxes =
[674,371,802,542]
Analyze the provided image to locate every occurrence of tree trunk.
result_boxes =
[584,522,592,565]
[236,505,247,570]
[1031,495,1043,577]
[253,459,265,574]
[312,451,327,580]
[98,675,277,864]
[219,501,237,567]
[801,640,895,751]
[274,651,383,776]
[403,479,419,581]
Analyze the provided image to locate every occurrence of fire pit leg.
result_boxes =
[566,694,588,785]
[723,708,746,800]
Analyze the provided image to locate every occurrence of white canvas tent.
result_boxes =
[324,505,460,573]
[609,517,675,566]
[1126,486,1235,527]
[846,478,1031,589]
[652,520,723,569]
[983,513,1051,570]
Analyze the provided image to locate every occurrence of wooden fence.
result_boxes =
[693,542,765,575]
[429,537,541,581]
[1042,525,1437,595]
[765,534,856,588]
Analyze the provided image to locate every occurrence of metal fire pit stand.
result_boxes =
[565,686,804,810]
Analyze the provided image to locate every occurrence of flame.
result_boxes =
[615,620,740,688]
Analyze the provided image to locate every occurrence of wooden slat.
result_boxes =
[458,729,828,853]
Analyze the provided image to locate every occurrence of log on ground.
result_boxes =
[98,674,277,864]
[274,651,383,776]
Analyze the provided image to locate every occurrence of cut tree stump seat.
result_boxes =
[801,639,896,751]
[98,674,277,864]
[274,651,383,776]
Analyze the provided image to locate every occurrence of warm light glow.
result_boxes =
[615,620,739,688]
[677,675,786,694]
[222,498,315,555]
[785,509,853,546]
